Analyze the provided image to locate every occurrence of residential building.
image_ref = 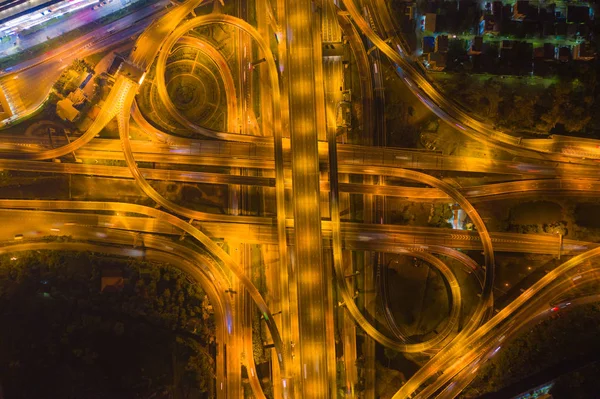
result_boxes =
[543,43,555,60]
[573,42,595,60]
[469,36,483,54]
[423,36,435,53]
[67,88,86,106]
[428,52,447,71]
[424,13,437,32]
[558,46,571,62]
[567,5,589,23]
[56,98,79,122]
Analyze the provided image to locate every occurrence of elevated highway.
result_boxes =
[394,246,600,398]
[0,237,235,398]
[281,0,333,394]
[0,0,599,396]
[0,198,290,393]
[338,0,600,163]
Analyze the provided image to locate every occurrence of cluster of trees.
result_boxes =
[386,99,420,148]
[462,303,600,397]
[551,361,600,398]
[436,67,600,137]
[72,58,95,74]
[250,246,269,365]
[428,204,454,228]
[53,59,94,97]
[508,220,568,235]
[0,250,216,399]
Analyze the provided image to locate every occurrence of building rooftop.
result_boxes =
[56,98,79,122]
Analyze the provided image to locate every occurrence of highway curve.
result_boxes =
[378,245,488,349]
[395,246,600,398]
[0,199,291,395]
[337,0,600,163]
[0,238,234,397]
[438,270,600,399]
[378,250,462,348]
[328,118,496,352]
[118,12,294,394]
[152,35,239,135]
[0,208,272,397]
[0,0,207,160]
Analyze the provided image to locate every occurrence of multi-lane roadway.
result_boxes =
[1,0,600,397]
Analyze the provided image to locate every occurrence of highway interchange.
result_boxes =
[1,0,600,397]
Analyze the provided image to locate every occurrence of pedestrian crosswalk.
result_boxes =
[0,78,26,117]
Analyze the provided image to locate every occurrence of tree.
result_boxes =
[503,94,538,130]
[383,348,399,367]
[0,251,216,399]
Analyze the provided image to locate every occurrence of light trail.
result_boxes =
[338,0,600,163]
[396,246,600,398]
[0,199,290,394]
[0,237,233,399]
[0,0,599,396]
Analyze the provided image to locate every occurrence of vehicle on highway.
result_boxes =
[550,302,571,312]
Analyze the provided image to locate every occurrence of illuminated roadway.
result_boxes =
[153,31,240,137]
[2,0,600,397]
[0,4,170,124]
[284,0,332,393]
[0,197,289,392]
[393,246,600,398]
[118,13,293,395]
[339,0,600,163]
[439,275,600,399]
[0,234,235,397]
[0,196,587,257]
[73,136,600,179]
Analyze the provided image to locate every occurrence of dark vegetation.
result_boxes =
[53,58,95,96]
[0,250,215,399]
[384,258,450,335]
[436,74,600,137]
[507,200,568,236]
[551,361,600,399]
[574,204,600,229]
[461,303,600,398]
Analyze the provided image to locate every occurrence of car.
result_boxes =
[14,234,23,240]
